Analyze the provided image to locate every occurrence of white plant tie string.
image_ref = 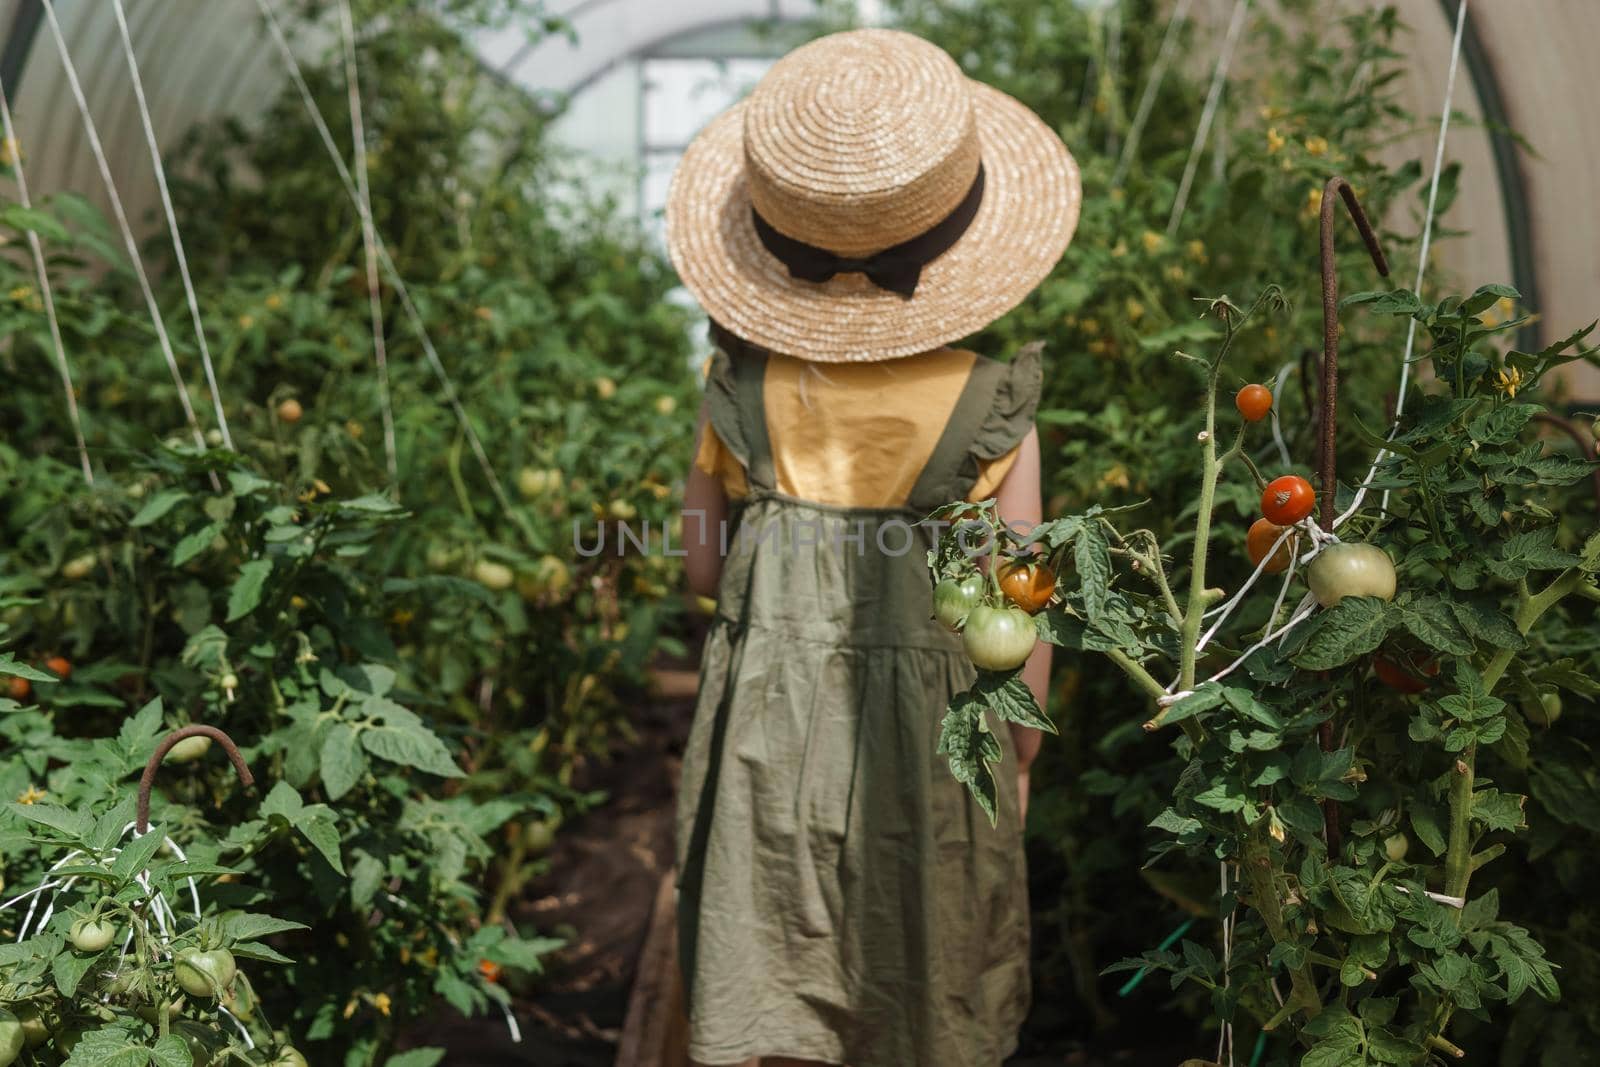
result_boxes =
[253,0,523,530]
[0,74,91,483]
[110,0,233,452]
[1216,862,1235,1067]
[39,0,208,453]
[1266,360,1294,468]
[1166,0,1251,236]
[336,0,399,490]
[1357,0,1469,523]
[1113,0,1196,186]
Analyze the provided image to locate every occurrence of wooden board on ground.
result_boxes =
[616,871,690,1067]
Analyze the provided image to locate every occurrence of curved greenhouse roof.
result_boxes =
[1,0,1595,391]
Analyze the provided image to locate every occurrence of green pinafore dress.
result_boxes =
[676,341,1042,1067]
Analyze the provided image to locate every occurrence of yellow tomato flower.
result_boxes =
[1125,298,1145,323]
[1165,264,1187,283]
[238,314,254,330]
[373,992,392,1017]
[265,293,284,310]
[1186,240,1208,263]
[1303,187,1324,220]
[1305,135,1330,156]
[1495,366,1524,398]
[1140,230,1165,255]
[16,785,46,805]
[1266,127,1286,154]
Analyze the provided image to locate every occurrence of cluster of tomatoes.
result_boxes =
[933,553,1055,673]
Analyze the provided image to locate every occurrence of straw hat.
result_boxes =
[666,28,1081,364]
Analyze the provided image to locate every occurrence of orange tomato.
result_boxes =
[1373,654,1438,695]
[44,656,71,680]
[1261,475,1316,526]
[477,959,502,983]
[1245,518,1297,575]
[5,676,30,701]
[1235,383,1273,422]
[998,559,1056,614]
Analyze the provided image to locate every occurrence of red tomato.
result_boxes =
[4,676,29,701]
[1235,384,1273,422]
[1374,654,1438,694]
[1261,475,1316,526]
[44,656,71,680]
[1245,518,1297,575]
[998,559,1057,614]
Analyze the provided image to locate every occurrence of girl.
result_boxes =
[667,27,1080,1067]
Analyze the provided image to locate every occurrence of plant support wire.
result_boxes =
[0,73,90,483]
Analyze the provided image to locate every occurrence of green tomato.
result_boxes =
[15,1006,46,1049]
[171,1020,227,1065]
[522,816,561,855]
[473,560,515,592]
[961,604,1038,672]
[165,735,213,764]
[0,1009,23,1066]
[70,917,117,953]
[174,949,236,999]
[274,1048,310,1067]
[1307,543,1396,608]
[933,574,984,631]
[134,995,186,1024]
[1383,833,1410,863]
[1524,691,1563,727]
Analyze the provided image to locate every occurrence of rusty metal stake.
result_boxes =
[1316,176,1391,856]
[1319,176,1391,530]
[137,724,255,834]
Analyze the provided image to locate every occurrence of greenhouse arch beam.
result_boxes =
[1439,0,1539,353]
[0,0,42,92]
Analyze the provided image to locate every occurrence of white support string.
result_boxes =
[110,0,233,451]
[253,0,523,527]
[1355,0,1470,523]
[1166,0,1251,236]
[336,0,399,490]
[0,74,92,483]
[38,0,208,453]
[1113,0,1195,187]
[1267,360,1294,468]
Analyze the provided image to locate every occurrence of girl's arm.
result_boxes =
[993,425,1051,821]
[683,404,729,599]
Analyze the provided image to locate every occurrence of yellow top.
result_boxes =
[695,347,1024,507]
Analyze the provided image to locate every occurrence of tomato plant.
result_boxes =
[933,284,1600,1061]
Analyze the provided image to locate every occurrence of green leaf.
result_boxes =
[971,670,1056,733]
[52,949,94,999]
[1399,596,1474,655]
[1291,597,1392,670]
[0,652,56,682]
[9,802,91,838]
[109,827,167,884]
[221,913,310,941]
[937,695,998,825]
[384,1051,447,1067]
[225,559,274,622]
[360,721,464,779]
[2,204,71,241]
[1074,523,1111,622]
[171,521,222,567]
[129,489,188,527]
[320,723,367,800]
